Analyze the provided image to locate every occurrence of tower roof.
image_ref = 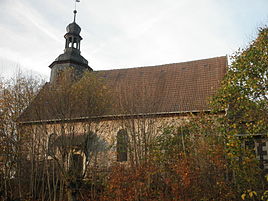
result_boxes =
[66,22,81,35]
[49,10,92,80]
[49,49,88,68]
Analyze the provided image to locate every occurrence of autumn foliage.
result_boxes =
[0,26,267,200]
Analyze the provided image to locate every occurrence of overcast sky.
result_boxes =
[0,0,267,79]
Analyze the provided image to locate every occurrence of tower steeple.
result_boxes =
[49,10,92,83]
[64,10,81,53]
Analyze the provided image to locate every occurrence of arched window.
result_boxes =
[73,38,78,49]
[68,37,72,47]
[117,129,128,162]
[48,133,57,156]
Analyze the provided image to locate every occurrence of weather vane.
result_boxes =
[73,0,80,22]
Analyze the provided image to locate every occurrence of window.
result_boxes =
[244,139,268,169]
[73,38,78,48]
[256,141,268,169]
[68,37,73,48]
[245,139,255,155]
[48,133,57,156]
[117,129,128,162]
[69,153,84,177]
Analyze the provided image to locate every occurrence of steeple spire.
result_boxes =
[74,0,80,22]
[73,10,77,22]
[48,3,92,83]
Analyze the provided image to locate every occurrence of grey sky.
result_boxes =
[0,0,267,79]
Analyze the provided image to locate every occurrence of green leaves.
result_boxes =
[212,27,268,135]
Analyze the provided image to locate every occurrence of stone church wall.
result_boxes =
[20,115,189,170]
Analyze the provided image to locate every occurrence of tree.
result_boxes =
[212,26,268,197]
[213,26,268,134]
[20,69,113,201]
[117,80,164,167]
[0,72,44,200]
[99,27,268,199]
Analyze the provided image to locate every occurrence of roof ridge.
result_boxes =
[95,56,227,72]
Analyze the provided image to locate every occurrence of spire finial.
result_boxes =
[73,10,77,22]
[73,0,80,22]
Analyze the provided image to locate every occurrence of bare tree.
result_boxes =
[116,78,170,167]
[18,69,113,201]
[0,71,44,200]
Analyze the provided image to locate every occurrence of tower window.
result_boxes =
[73,38,78,48]
[117,129,128,162]
[68,37,73,47]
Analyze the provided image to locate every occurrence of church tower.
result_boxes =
[49,10,92,83]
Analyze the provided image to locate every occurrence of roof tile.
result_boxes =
[18,56,227,123]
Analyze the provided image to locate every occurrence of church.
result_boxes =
[17,10,227,172]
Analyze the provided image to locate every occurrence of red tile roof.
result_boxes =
[18,56,227,124]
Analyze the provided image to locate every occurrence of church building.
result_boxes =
[17,10,228,172]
